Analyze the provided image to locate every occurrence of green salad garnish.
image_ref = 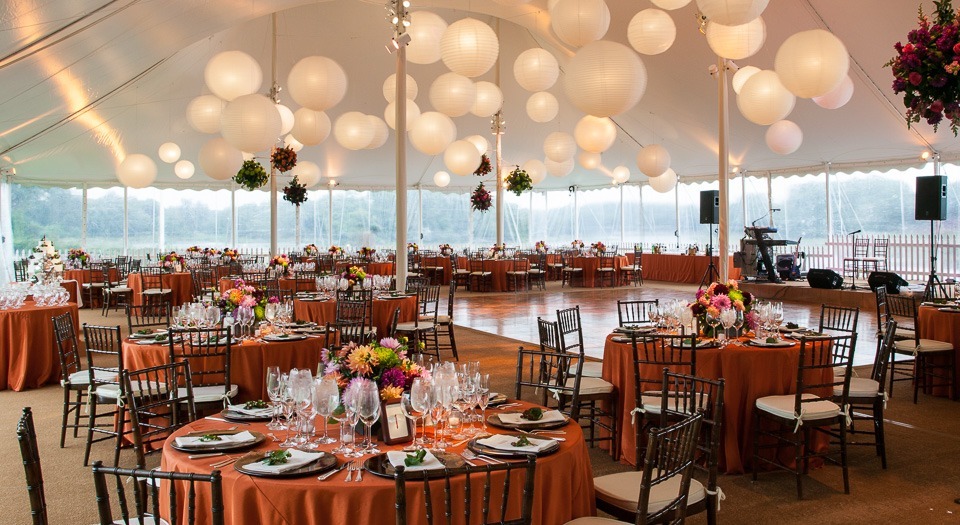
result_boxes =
[154,334,167,342]
[136,329,152,335]
[295,320,307,325]
[786,322,799,329]
[521,407,543,421]
[512,435,533,447]
[262,450,292,465]
[404,449,427,466]
[765,337,778,344]
[244,400,269,409]
[199,434,223,442]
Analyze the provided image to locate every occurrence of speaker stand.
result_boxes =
[923,220,947,301]
[699,223,720,289]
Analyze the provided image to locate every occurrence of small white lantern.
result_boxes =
[574,115,617,153]
[384,100,422,131]
[544,132,577,162]
[578,151,602,169]
[564,40,647,117]
[219,93,282,153]
[472,82,503,117]
[365,116,389,149]
[292,160,322,188]
[429,72,477,118]
[651,0,692,9]
[731,65,760,95]
[204,50,262,102]
[546,157,575,177]
[284,134,304,153]
[383,74,419,103]
[551,0,611,48]
[444,140,482,176]
[407,11,448,65]
[198,137,243,181]
[158,142,181,163]
[706,17,766,60]
[276,104,295,135]
[434,171,451,187]
[628,9,676,56]
[465,135,489,155]
[523,159,547,185]
[695,0,769,26]
[775,29,850,99]
[409,112,457,156]
[117,153,157,189]
[612,165,631,183]
[174,160,195,180]
[439,18,499,78]
[636,144,671,177]
[765,120,803,155]
[287,56,348,111]
[186,95,226,134]
[813,75,854,109]
[514,48,560,92]
[291,108,331,146]
[527,92,559,123]
[737,70,796,125]
[334,112,375,151]
[648,168,677,193]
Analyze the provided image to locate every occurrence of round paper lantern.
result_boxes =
[439,18,499,78]
[564,41,647,117]
[628,9,676,56]
[429,72,476,117]
[612,165,630,183]
[731,65,760,94]
[765,120,803,155]
[204,50,262,102]
[174,160,195,179]
[737,70,796,125]
[651,0,691,9]
[636,144,671,177]
[434,171,451,187]
[220,94,282,152]
[775,29,850,99]
[186,95,226,134]
[472,82,503,117]
[385,100,422,131]
[813,75,854,109]
[292,160,321,188]
[291,108,331,146]
[117,153,157,188]
[284,134,304,152]
[551,0,611,48]
[409,112,457,155]
[465,135,488,154]
[158,142,181,163]
[546,157,575,177]
[574,115,617,153]
[383,74,419,103]
[276,104,295,135]
[365,116,389,149]
[242,151,255,161]
[334,112,375,151]
[494,0,532,5]
[527,92,559,122]
[706,17,765,59]
[407,11,448,65]
[523,159,547,185]
[444,140,482,176]
[198,138,243,181]
[578,151,602,169]
[544,132,577,162]
[514,49,560,92]
[648,169,677,193]
[287,56,348,111]
[695,0,768,26]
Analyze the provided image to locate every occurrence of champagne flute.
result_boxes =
[314,377,339,445]
[265,367,284,430]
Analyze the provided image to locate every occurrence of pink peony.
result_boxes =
[909,71,923,85]
[711,294,732,311]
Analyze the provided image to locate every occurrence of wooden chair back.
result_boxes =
[126,300,172,333]
[636,413,703,525]
[168,327,233,392]
[18,407,47,525]
[123,361,196,468]
[556,306,585,355]
[618,299,659,326]
[52,312,82,383]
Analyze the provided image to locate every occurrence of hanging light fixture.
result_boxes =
[198,137,243,181]
[574,115,617,153]
[117,154,157,188]
[813,75,854,109]
[287,56,348,111]
[765,120,803,155]
[383,73,419,103]
[544,132,577,162]
[409,112,457,155]
[439,18,499,78]
[472,82,503,118]
[514,48,560,92]
[291,108,331,146]
[204,50,263,102]
[526,92,559,123]
[695,0,769,26]
[429,72,476,117]
[158,142,181,164]
[546,157,575,177]
[648,168,677,193]
[385,99,422,130]
[636,144,671,177]
[186,95,227,134]
[706,17,766,60]
[564,41,647,117]
[219,93,282,153]
[628,9,677,56]
[174,160,195,180]
[433,170,451,187]
[737,69,795,125]
[406,11,448,65]
[334,112,376,150]
[550,0,611,48]
[774,29,850,99]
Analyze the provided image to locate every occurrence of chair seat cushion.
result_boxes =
[109,516,170,525]
[396,322,436,332]
[894,328,916,339]
[469,271,492,276]
[565,518,629,525]
[453,269,471,275]
[620,265,637,271]
[894,338,953,353]
[597,268,615,272]
[64,368,119,387]
[142,289,172,294]
[564,376,615,395]
[593,470,706,515]
[180,384,239,404]
[434,314,451,324]
[756,393,840,422]
[569,361,603,378]
[105,286,133,293]
[562,267,583,272]
[95,380,166,400]
[506,271,528,276]
[836,377,880,398]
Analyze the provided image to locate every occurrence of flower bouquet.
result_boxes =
[204,247,222,257]
[488,243,506,259]
[271,146,297,172]
[341,265,366,288]
[282,176,308,206]
[473,154,492,176]
[304,244,319,256]
[571,240,585,251]
[319,338,425,401]
[269,254,291,275]
[471,182,492,212]
[329,245,343,256]
[439,243,453,255]
[161,251,185,272]
[535,241,548,253]
[221,248,239,262]
[234,160,269,191]
[218,278,276,321]
[407,242,419,253]
[358,246,376,260]
[67,248,89,268]
[591,241,606,255]
[689,280,756,337]
[505,166,533,196]
[186,246,202,255]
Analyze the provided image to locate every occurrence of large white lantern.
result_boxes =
[409,112,457,155]
[407,11,448,65]
[292,160,321,188]
[385,100,422,131]
[544,132,577,162]
[737,70,796,125]
[628,9,676,56]
[429,72,476,118]
[612,165,631,183]
[276,104,295,135]
[291,108,331,146]
[174,160,195,180]
[775,29,850,99]
[765,120,803,155]
[158,142,181,163]
[186,95,226,134]
[564,40,647,117]
[204,50,262,102]
[334,112,375,151]
[551,0,611,48]
[636,144,671,177]
[117,154,157,189]
[648,169,677,193]
[465,135,488,154]
[472,82,503,117]
[731,65,760,94]
[439,18,499,78]
[198,137,243,181]
[434,171,451,187]
[287,56,348,111]
[546,157,575,177]
[383,74,419,103]
[695,0,768,26]
[444,140,482,176]
[283,134,304,152]
[494,0,532,5]
[365,116,389,149]
[651,0,691,9]
[813,75,854,109]
[527,92,559,123]
[220,93,282,153]
[514,49,560,92]
[523,159,547,185]
[574,115,617,153]
[578,151,602,169]
[706,17,765,60]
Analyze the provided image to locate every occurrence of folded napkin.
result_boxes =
[242,449,325,474]
[174,430,256,449]
[386,450,443,472]
[477,434,554,454]
[226,404,274,417]
[498,410,566,426]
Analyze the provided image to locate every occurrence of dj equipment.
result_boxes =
[807,268,844,289]
[743,226,799,283]
[868,271,909,294]
[700,190,719,224]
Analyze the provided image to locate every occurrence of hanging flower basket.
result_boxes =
[234,160,269,191]
[887,0,960,134]
[283,176,308,206]
[505,166,532,196]
[474,154,492,176]
[271,146,298,172]
[471,182,492,212]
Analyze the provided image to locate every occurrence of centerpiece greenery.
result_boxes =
[161,251,184,271]
[234,160,269,191]
[67,248,89,267]
[219,277,278,321]
[689,280,756,336]
[340,265,366,288]
[505,166,532,196]
[304,244,319,256]
[318,337,425,401]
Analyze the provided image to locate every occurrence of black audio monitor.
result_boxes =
[807,268,844,289]
[916,175,947,221]
[867,271,909,294]
[700,190,719,224]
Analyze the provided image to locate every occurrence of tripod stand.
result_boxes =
[923,219,948,302]
[699,223,720,289]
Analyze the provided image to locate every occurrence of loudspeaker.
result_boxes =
[700,190,719,224]
[868,271,909,294]
[807,268,844,289]
[916,175,947,221]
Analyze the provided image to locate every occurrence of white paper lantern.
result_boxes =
[574,115,617,153]
[444,140,482,176]
[813,75,854,109]
[287,56,348,111]
[364,116,389,150]
[526,92,559,123]
[409,112,457,155]
[383,74,419,103]
[429,72,476,118]
[636,144,671,177]
[472,82,503,117]
[276,104,295,135]
[204,51,262,102]
[385,100,421,131]
[284,134,304,152]
[612,165,631,183]
[220,94,282,153]
[334,112,375,151]
[775,29,850,99]
[241,151,255,161]
[465,135,488,155]
[291,108,331,146]
[186,95,226,134]
[651,0,691,9]
[407,11,448,65]
[695,0,768,26]
[434,171,451,187]
[628,9,676,56]
[564,41,647,117]
[117,154,157,188]
[514,49,560,92]
[292,160,321,188]
[551,0,611,48]
[737,70,796,125]
[198,138,242,181]
[440,18,499,78]
[523,159,547,185]
[648,168,677,193]
[544,132,577,162]
[765,120,803,155]
[494,0,532,5]
[174,160,195,180]
[546,157,575,177]
[578,151,602,169]
[731,65,760,94]
[158,142,181,163]
[706,17,765,60]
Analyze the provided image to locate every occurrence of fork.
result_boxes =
[355,461,363,482]
[344,460,355,482]
[461,449,505,465]
[210,456,237,468]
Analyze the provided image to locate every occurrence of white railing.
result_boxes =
[802,234,959,282]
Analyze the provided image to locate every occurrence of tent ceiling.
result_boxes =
[0,0,948,191]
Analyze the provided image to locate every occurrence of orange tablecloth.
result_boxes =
[420,256,468,285]
[917,306,960,399]
[294,296,417,341]
[569,256,629,287]
[159,401,594,525]
[63,267,119,286]
[627,253,742,284]
[128,272,194,307]
[0,301,80,391]
[367,262,395,276]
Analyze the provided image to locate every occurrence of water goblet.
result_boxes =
[399,393,422,451]
[357,381,382,454]
[265,367,285,430]
[313,377,339,445]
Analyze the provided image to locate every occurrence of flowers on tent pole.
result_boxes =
[471,182,492,212]
[234,160,269,191]
[473,154,492,176]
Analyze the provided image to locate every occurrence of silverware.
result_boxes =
[461,449,504,464]
[210,456,237,468]
[476,454,507,464]
[496,403,522,410]
[317,462,349,481]
[355,461,363,482]
[188,452,225,460]
[344,460,355,482]
[204,416,248,425]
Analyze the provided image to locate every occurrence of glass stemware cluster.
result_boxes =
[171,302,221,329]
[1,282,33,309]
[27,281,69,307]
[752,301,784,341]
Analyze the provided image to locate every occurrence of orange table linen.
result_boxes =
[294,296,417,341]
[63,267,119,286]
[0,301,80,391]
[128,272,194,307]
[569,256,628,288]
[627,253,742,284]
[917,306,960,399]
[367,261,395,276]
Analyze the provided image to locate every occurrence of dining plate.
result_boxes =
[129,329,168,339]
[467,433,561,458]
[611,336,655,344]
[170,431,266,453]
[746,339,796,348]
[487,392,508,406]
[135,337,182,346]
[778,325,806,333]
[670,339,719,349]
[937,307,960,313]
[613,326,657,335]
[363,451,466,480]
[219,408,273,422]
[262,334,308,342]
[235,451,336,479]
[487,412,570,431]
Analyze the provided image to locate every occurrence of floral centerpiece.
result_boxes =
[282,176,308,206]
[689,280,756,336]
[652,243,666,254]
[221,248,238,262]
[686,244,700,256]
[271,146,297,173]
[591,241,606,255]
[329,245,343,256]
[341,265,366,288]
[358,246,376,260]
[407,242,419,253]
[571,239,585,251]
[161,251,185,272]
[186,246,202,255]
[67,248,89,268]
[319,338,425,401]
[505,166,533,196]
[204,247,222,257]
[269,254,291,275]
[234,160,269,191]
[488,243,506,259]
[535,241,548,253]
[471,182,492,212]
[304,244,319,256]
[439,243,453,255]
[219,278,277,321]
[473,154,492,176]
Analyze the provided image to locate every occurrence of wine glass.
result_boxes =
[205,305,221,328]
[265,367,284,430]
[719,309,737,345]
[476,374,491,432]
[399,393,422,451]
[410,377,435,448]
[342,382,365,458]
[706,312,722,341]
[279,376,298,448]
[734,309,746,338]
[264,303,278,329]
[313,377,339,445]
[357,381,382,454]
[235,306,253,340]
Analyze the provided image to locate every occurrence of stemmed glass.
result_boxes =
[647,303,662,328]
[313,376,339,445]
[706,312,722,341]
[341,382,364,458]
[235,305,253,340]
[357,381,382,454]
[205,305,221,328]
[399,393,422,451]
[719,309,737,345]
[264,303,278,330]
[733,309,746,337]
[265,367,285,430]
[279,375,298,448]
[410,377,435,448]
[476,373,491,433]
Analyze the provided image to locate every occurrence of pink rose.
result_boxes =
[909,71,923,85]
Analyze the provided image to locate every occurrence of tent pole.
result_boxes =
[394,11,408,290]
[717,55,730,283]
[81,184,88,250]
[269,13,278,258]
[494,19,504,247]
[825,162,832,238]
[123,186,128,256]
[231,188,237,248]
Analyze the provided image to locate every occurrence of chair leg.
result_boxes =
[83,397,96,466]
[60,388,71,448]
[73,388,84,438]
[914,356,922,404]
[874,400,887,469]
[795,427,804,500]
[751,412,760,482]
[840,419,850,494]
[447,324,459,361]
[115,404,127,467]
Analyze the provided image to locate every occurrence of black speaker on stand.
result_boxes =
[698,190,720,288]
[916,176,948,300]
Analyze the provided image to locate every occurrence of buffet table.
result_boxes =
[293,295,418,341]
[626,253,741,284]
[916,305,960,399]
[0,301,80,391]
[128,272,194,307]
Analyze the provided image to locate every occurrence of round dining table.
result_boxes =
[127,271,194,307]
[0,300,80,391]
[568,256,629,288]
[293,295,418,342]
[916,305,960,399]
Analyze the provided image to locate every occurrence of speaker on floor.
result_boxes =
[916,175,947,221]
[868,271,909,294]
[807,268,844,289]
[700,190,719,224]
